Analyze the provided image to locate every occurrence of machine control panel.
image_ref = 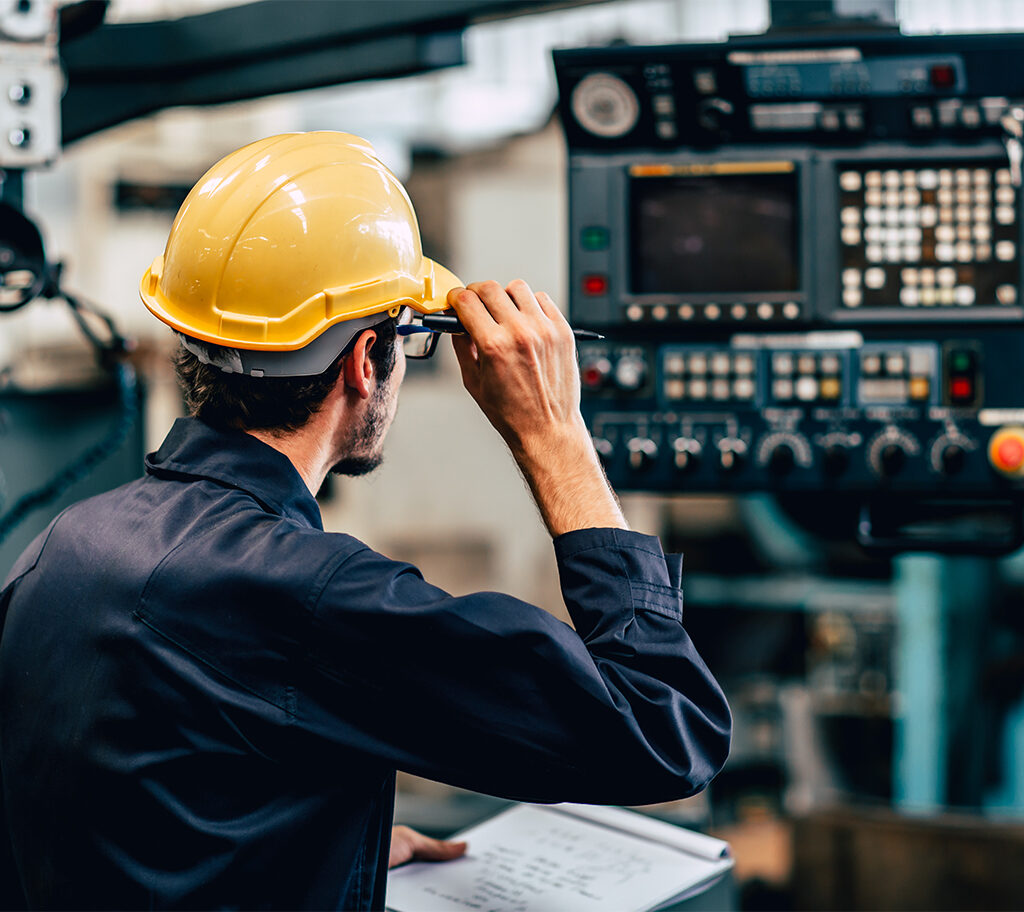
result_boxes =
[556,32,1024,502]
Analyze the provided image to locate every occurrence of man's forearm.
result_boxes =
[513,420,628,537]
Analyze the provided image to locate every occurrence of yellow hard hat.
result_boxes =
[140,132,461,358]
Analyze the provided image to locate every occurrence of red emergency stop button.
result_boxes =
[582,274,608,296]
[930,64,956,89]
[989,427,1024,476]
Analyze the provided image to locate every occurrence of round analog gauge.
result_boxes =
[570,72,641,138]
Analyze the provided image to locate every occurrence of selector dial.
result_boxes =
[672,437,702,474]
[868,428,921,478]
[581,355,612,391]
[929,433,975,476]
[570,72,641,138]
[756,432,813,477]
[627,437,658,471]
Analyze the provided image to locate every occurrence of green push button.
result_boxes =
[581,226,609,250]
[951,351,974,373]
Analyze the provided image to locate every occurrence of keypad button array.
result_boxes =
[770,351,843,403]
[838,162,1019,311]
[662,350,756,402]
[859,348,932,404]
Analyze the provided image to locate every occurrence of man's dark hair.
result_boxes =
[174,319,398,432]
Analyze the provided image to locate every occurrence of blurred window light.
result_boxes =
[898,0,1024,34]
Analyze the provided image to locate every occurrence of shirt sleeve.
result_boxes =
[300,527,731,806]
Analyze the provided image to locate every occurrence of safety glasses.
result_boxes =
[395,309,442,359]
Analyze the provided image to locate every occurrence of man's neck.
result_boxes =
[246,424,332,497]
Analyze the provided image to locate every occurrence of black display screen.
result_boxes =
[630,170,800,295]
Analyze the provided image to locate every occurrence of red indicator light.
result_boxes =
[583,274,608,295]
[950,377,974,401]
[930,64,956,89]
[582,367,604,387]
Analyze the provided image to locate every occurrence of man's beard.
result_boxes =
[329,384,391,477]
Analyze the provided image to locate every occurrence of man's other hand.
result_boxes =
[388,825,468,868]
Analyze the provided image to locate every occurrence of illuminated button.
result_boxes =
[996,240,1016,261]
[955,285,976,306]
[974,223,991,242]
[886,353,906,374]
[843,287,862,307]
[937,267,956,286]
[962,105,982,127]
[865,170,883,188]
[955,168,971,185]
[581,226,610,250]
[950,350,974,373]
[939,169,953,187]
[862,354,882,375]
[940,206,954,223]
[904,245,921,263]
[886,245,902,262]
[582,356,611,389]
[997,185,1015,204]
[931,63,956,88]
[757,302,774,319]
[796,376,819,401]
[976,243,992,261]
[905,225,922,243]
[956,187,972,205]
[901,209,919,226]
[885,190,901,208]
[909,377,930,400]
[688,353,708,374]
[902,170,917,185]
[902,188,920,206]
[797,354,817,374]
[885,209,900,225]
[689,378,708,400]
[950,376,974,402]
[919,206,938,227]
[864,267,886,289]
[936,243,955,261]
[901,267,919,284]
[842,227,861,247]
[974,168,990,184]
[840,170,862,192]
[918,170,938,189]
[900,286,920,306]
[678,304,695,320]
[935,224,955,243]
[820,377,841,400]
[884,170,901,187]
[922,287,938,305]
[957,222,972,241]
[626,304,643,321]
[731,304,746,320]
[734,354,755,375]
[841,206,861,224]
[956,205,972,223]
[909,348,931,374]
[865,206,882,224]
[843,268,861,286]
[885,227,901,244]
[997,205,1016,224]
[820,354,841,375]
[773,378,794,400]
[733,378,755,399]
[997,168,1012,184]
[938,188,954,206]
[773,353,794,375]
[865,226,883,243]
[711,353,731,375]
[865,188,883,207]
[997,283,1018,304]
[956,241,974,261]
[990,428,1024,476]
[974,189,990,205]
[583,274,608,295]
[975,204,992,223]
[651,304,669,321]
[783,302,800,319]
[704,304,721,320]
[664,378,686,399]
[919,268,935,285]
[712,379,731,400]
[664,353,686,374]
[938,286,955,305]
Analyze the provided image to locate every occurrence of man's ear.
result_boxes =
[341,329,377,401]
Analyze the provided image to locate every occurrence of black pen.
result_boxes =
[422,313,605,340]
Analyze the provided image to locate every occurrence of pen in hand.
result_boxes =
[422,313,605,340]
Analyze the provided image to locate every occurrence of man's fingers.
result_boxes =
[412,836,468,862]
[505,279,543,316]
[447,286,495,340]
[467,280,519,324]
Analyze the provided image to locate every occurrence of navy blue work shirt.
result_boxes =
[0,417,730,910]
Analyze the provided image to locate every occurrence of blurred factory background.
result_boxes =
[2,1,1024,909]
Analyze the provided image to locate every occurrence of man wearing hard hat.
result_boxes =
[0,133,730,910]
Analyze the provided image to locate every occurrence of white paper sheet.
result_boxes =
[386,804,733,912]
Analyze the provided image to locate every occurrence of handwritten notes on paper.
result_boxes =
[386,804,732,912]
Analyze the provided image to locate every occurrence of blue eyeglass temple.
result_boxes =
[396,324,438,336]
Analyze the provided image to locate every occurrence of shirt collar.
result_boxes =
[145,417,324,530]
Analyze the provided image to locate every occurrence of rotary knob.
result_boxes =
[940,444,966,476]
[627,437,658,471]
[869,429,919,479]
[581,356,612,391]
[718,438,747,473]
[614,354,647,392]
[766,442,796,476]
[672,437,702,474]
[879,443,907,477]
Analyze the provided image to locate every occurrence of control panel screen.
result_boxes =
[629,164,800,295]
